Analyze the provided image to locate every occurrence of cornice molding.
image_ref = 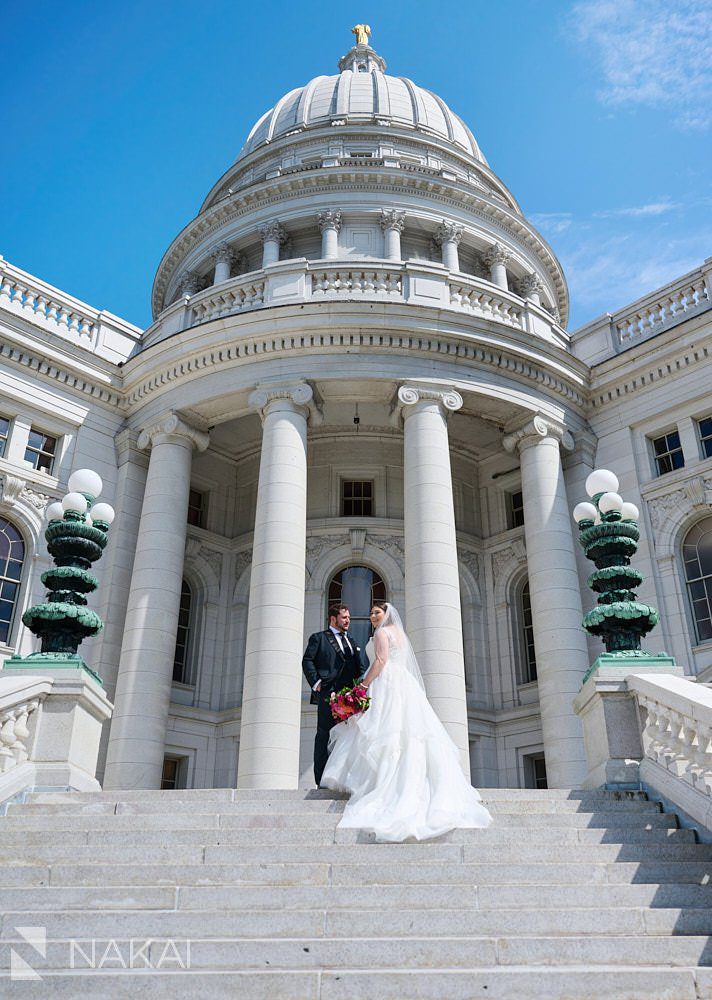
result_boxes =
[0,340,122,408]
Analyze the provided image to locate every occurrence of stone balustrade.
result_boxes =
[146,259,567,350]
[571,261,712,364]
[630,673,712,830]
[0,257,141,364]
[0,680,46,775]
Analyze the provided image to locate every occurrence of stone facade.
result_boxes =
[0,38,710,792]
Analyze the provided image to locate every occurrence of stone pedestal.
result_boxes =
[573,659,684,789]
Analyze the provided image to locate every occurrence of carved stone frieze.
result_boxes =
[21,487,52,512]
[234,549,253,584]
[458,549,481,582]
[491,540,526,583]
[369,533,405,570]
[646,477,712,530]
[0,474,26,504]
[305,533,350,573]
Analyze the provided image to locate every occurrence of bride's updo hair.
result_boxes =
[371,600,388,613]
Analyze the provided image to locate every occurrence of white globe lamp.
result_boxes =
[620,502,640,522]
[46,501,65,522]
[598,492,624,515]
[68,468,103,501]
[90,502,115,527]
[585,469,619,498]
[572,502,598,524]
[61,492,88,515]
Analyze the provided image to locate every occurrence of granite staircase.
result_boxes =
[1,788,712,998]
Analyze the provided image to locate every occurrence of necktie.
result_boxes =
[341,632,352,655]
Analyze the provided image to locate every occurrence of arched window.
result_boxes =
[683,517,712,643]
[518,579,537,684]
[173,580,195,685]
[0,517,25,645]
[328,566,386,651]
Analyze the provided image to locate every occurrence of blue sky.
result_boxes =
[0,0,709,331]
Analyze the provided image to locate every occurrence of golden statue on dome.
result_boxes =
[352,24,371,46]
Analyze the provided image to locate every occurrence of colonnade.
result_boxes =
[103,388,589,791]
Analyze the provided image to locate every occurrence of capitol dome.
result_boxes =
[237,43,486,165]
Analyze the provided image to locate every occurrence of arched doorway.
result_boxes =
[328,566,386,652]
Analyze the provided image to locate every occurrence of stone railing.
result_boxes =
[0,677,48,776]
[575,666,712,834]
[144,258,568,349]
[0,669,113,808]
[630,673,712,830]
[0,256,142,364]
[571,260,712,365]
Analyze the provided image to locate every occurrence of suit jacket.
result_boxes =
[302,630,367,705]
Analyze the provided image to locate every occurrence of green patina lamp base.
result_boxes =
[582,651,677,685]
[2,651,103,686]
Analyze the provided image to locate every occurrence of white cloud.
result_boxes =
[569,0,712,130]
[593,199,680,218]
[528,212,573,235]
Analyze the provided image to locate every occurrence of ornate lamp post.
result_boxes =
[572,468,675,679]
[4,468,115,683]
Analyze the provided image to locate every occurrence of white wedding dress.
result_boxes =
[321,629,492,842]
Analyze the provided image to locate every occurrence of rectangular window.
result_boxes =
[698,416,712,459]
[342,480,373,517]
[652,430,684,476]
[187,488,205,528]
[173,582,193,685]
[24,428,57,473]
[161,756,187,790]
[520,582,537,684]
[507,490,524,529]
[0,417,10,459]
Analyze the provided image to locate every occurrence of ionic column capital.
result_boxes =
[258,220,287,245]
[137,412,210,452]
[380,209,405,233]
[397,384,463,419]
[434,221,463,246]
[210,241,236,265]
[502,414,575,454]
[316,209,342,233]
[483,242,511,268]
[248,381,314,421]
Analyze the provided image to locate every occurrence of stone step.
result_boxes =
[3,859,709,889]
[11,796,662,815]
[3,933,710,972]
[0,824,697,848]
[4,840,710,867]
[0,967,704,1000]
[5,905,712,940]
[0,809,680,831]
[8,845,712,892]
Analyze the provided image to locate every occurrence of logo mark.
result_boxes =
[10,926,46,981]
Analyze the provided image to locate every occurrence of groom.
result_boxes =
[302,603,367,786]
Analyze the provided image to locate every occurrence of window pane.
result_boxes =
[683,517,712,644]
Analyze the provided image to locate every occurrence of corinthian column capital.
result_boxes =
[483,242,511,268]
[380,209,405,233]
[502,413,574,454]
[137,412,210,452]
[210,241,236,265]
[397,384,463,418]
[316,209,342,233]
[178,271,201,295]
[434,221,463,246]
[519,272,544,298]
[258,220,287,245]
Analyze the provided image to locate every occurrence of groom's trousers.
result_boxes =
[314,690,338,786]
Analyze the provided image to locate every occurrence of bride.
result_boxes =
[320,601,492,842]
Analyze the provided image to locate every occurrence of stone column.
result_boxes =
[380,209,405,261]
[435,221,463,272]
[178,271,200,296]
[519,272,543,306]
[211,242,235,285]
[484,243,510,290]
[259,220,286,268]
[103,413,209,790]
[317,210,342,260]
[398,384,470,776]
[237,382,312,789]
[503,415,589,787]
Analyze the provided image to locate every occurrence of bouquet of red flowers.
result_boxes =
[329,682,370,722]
